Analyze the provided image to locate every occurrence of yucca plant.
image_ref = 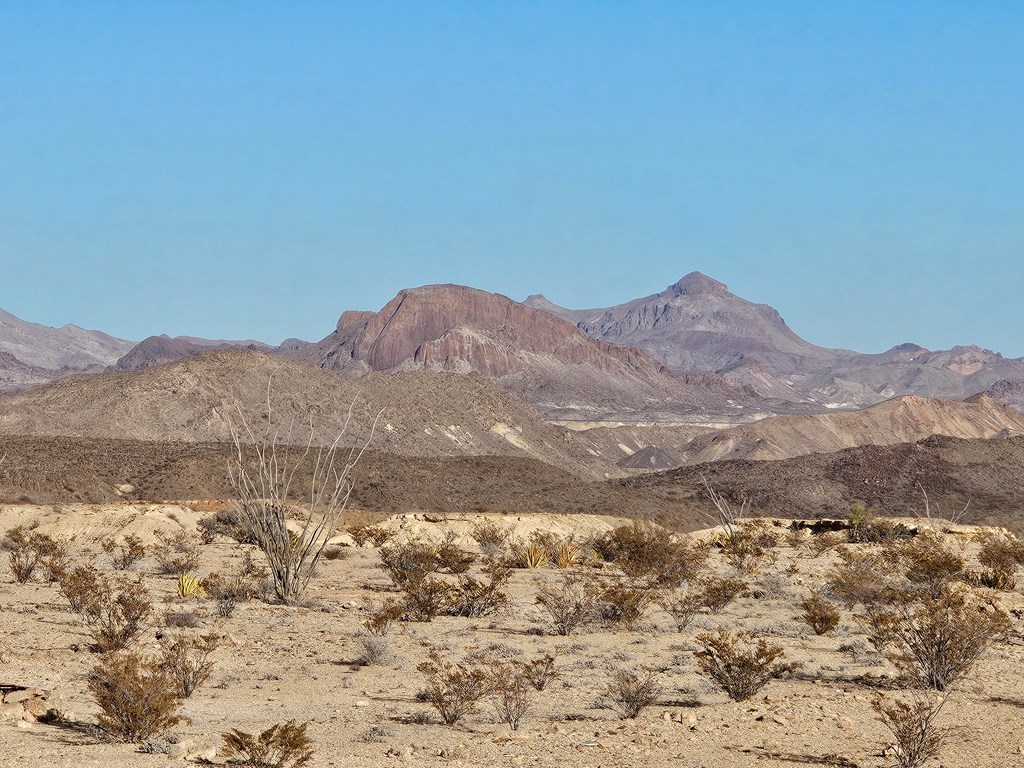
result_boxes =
[554,541,580,569]
[177,573,205,598]
[518,544,549,569]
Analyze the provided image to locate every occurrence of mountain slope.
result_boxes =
[0,348,622,479]
[299,283,762,422]
[527,274,1024,407]
[0,307,134,370]
[676,394,1024,464]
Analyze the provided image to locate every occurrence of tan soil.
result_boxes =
[1,506,1022,767]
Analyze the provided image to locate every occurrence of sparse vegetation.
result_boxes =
[604,668,661,719]
[489,661,532,730]
[160,632,219,697]
[417,649,492,726]
[4,525,57,583]
[81,575,153,652]
[535,573,602,635]
[88,651,183,742]
[800,589,841,635]
[152,530,201,576]
[221,720,315,768]
[875,693,949,768]
[694,630,792,701]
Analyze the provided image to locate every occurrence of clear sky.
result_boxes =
[1,2,1022,355]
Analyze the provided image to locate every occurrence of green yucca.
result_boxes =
[177,573,205,598]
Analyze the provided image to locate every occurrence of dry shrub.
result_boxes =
[4,525,56,583]
[451,559,511,618]
[469,519,513,556]
[973,533,1024,590]
[521,653,559,691]
[800,590,841,635]
[875,693,949,768]
[197,508,256,545]
[594,522,706,586]
[153,530,201,576]
[596,580,654,629]
[356,634,396,666]
[103,534,146,570]
[721,520,779,574]
[489,661,532,730]
[694,630,792,701]
[160,632,219,697]
[808,531,843,558]
[847,503,905,544]
[347,524,396,548]
[604,668,661,719]
[56,562,102,614]
[417,649,492,725]
[361,598,404,635]
[898,536,964,597]
[660,585,703,632]
[700,576,748,612]
[379,535,472,587]
[204,551,268,616]
[535,573,602,635]
[402,577,455,622]
[864,586,1009,690]
[88,651,182,742]
[828,547,896,608]
[221,720,315,768]
[81,575,153,652]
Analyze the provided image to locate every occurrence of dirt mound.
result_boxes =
[616,445,681,471]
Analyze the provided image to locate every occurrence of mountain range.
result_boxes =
[3,272,1023,426]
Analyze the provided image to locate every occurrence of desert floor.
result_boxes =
[1,503,1022,767]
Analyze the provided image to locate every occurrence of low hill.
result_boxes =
[675,394,1024,464]
[0,349,615,479]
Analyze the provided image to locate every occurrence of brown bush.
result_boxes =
[109,534,146,571]
[417,649,492,725]
[204,551,269,616]
[604,668,661,719]
[160,632,219,697]
[451,559,511,618]
[153,530,201,576]
[847,503,906,544]
[800,590,841,635]
[694,630,792,701]
[88,651,182,742]
[596,580,654,629]
[347,524,396,548]
[874,693,949,768]
[721,520,779,574]
[361,598,404,635]
[535,573,602,635]
[489,661,532,731]
[401,576,455,622]
[659,585,703,632]
[700,577,748,613]
[827,547,895,608]
[469,519,513,557]
[898,536,964,597]
[56,562,102,614]
[221,720,314,768]
[4,525,56,583]
[521,653,559,691]
[82,576,153,652]
[594,522,706,586]
[865,586,1009,690]
[379,535,472,588]
[974,533,1024,589]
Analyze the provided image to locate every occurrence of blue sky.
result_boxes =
[1,2,1022,355]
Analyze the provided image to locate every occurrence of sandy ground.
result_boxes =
[0,503,1022,767]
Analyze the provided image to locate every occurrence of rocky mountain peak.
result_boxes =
[670,271,730,298]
